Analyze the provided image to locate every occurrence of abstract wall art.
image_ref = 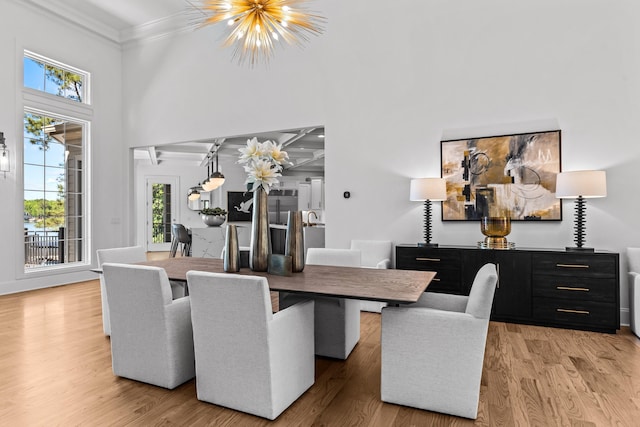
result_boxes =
[440,130,562,221]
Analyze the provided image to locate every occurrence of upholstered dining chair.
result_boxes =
[97,245,186,336]
[96,246,146,336]
[170,224,191,257]
[280,248,362,359]
[187,271,315,420]
[381,263,498,419]
[350,239,392,313]
[627,248,640,337]
[102,263,195,389]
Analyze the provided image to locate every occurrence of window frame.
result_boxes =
[23,50,91,105]
[20,50,92,277]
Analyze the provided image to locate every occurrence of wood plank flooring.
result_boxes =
[1,275,639,425]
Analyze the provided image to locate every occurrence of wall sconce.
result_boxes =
[0,132,10,177]
[410,178,447,247]
[555,170,607,251]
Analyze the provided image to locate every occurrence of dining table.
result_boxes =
[136,257,436,305]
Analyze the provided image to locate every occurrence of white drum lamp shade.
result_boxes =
[410,178,447,202]
[410,178,447,247]
[556,170,607,199]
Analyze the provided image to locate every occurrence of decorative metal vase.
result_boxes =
[479,216,514,249]
[285,211,305,272]
[224,224,240,272]
[249,186,271,271]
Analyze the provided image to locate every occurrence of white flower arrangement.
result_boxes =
[238,137,290,193]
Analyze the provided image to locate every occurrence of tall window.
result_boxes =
[23,51,90,271]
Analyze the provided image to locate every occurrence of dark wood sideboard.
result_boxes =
[395,245,620,333]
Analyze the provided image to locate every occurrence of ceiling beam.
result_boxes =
[285,150,324,170]
[148,147,158,165]
[281,128,316,148]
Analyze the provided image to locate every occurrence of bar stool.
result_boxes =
[170,224,191,257]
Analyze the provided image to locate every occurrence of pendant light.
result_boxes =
[202,147,225,191]
[188,182,204,201]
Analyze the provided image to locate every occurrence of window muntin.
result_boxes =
[23,52,86,103]
[23,112,86,269]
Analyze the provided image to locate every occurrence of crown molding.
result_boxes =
[120,12,195,47]
[14,0,200,47]
[17,0,121,44]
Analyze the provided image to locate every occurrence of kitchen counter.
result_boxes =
[270,223,325,255]
[191,225,251,258]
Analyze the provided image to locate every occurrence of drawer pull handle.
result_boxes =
[556,286,590,292]
[416,257,440,262]
[432,278,441,282]
[556,308,590,315]
[556,263,589,269]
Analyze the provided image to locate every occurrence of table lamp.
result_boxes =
[410,178,447,247]
[555,170,607,251]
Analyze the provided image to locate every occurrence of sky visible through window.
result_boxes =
[23,55,86,202]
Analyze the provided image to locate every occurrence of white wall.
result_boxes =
[0,1,124,294]
[121,0,640,323]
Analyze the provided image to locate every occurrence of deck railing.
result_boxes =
[24,227,65,267]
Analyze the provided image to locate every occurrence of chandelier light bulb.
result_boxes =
[199,0,325,66]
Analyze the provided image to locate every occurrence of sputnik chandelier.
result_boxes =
[198,0,325,65]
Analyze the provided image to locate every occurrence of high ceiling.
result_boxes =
[26,1,326,175]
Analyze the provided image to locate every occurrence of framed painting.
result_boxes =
[440,130,562,221]
[227,191,253,222]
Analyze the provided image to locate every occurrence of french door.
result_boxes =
[146,176,179,251]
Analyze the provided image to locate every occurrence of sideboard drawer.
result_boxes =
[396,246,462,294]
[532,253,616,278]
[532,275,617,303]
[533,297,617,332]
[396,249,460,270]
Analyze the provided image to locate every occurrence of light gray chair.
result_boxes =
[627,248,640,337]
[102,263,195,389]
[97,245,186,336]
[280,248,362,359]
[381,263,498,419]
[187,271,315,420]
[96,246,146,336]
[350,239,392,313]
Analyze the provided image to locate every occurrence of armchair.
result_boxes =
[96,246,146,336]
[187,271,315,420]
[350,239,392,312]
[381,263,498,419]
[102,263,195,389]
[97,245,186,336]
[280,248,362,359]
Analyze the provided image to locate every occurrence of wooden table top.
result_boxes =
[138,257,435,305]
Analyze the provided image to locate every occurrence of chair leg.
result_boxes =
[170,239,178,258]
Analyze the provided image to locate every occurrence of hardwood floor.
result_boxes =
[1,277,639,426]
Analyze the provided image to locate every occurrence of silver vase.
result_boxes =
[224,224,240,272]
[285,211,305,272]
[249,186,271,271]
